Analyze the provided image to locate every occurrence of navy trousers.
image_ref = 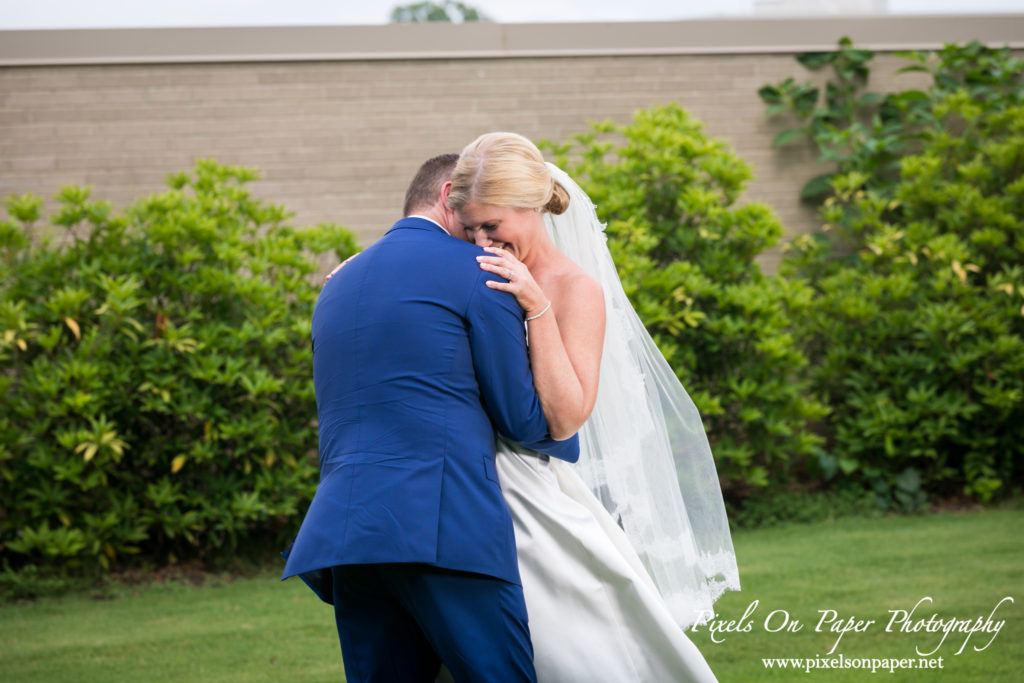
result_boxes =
[331,563,537,683]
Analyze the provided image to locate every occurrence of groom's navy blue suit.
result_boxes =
[283,217,578,681]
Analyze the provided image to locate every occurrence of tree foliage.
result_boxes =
[390,1,490,23]
[766,40,1024,507]
[759,38,1024,202]
[0,161,357,576]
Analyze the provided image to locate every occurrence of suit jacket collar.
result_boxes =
[387,216,450,236]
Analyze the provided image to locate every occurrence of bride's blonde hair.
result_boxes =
[447,132,570,215]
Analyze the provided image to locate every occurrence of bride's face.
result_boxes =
[455,201,540,259]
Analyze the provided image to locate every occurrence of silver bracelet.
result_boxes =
[525,300,551,322]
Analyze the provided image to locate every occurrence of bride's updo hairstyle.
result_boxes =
[447,132,570,215]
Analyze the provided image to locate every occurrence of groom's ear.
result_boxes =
[440,181,453,208]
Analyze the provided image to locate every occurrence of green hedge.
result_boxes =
[0,161,356,575]
[764,40,1024,507]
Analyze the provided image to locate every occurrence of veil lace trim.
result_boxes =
[544,163,740,628]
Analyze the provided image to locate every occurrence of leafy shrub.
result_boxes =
[727,485,881,530]
[758,36,889,201]
[758,39,1024,203]
[765,41,1024,506]
[0,160,357,575]
[0,562,83,602]
[544,105,829,497]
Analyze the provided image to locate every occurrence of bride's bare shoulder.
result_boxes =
[551,258,603,317]
[550,258,605,373]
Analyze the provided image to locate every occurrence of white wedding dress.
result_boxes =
[497,441,718,682]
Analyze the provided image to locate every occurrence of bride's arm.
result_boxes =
[525,273,604,440]
[478,248,605,441]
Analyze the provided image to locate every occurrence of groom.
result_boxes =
[283,153,579,682]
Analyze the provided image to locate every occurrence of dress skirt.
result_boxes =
[495,439,718,682]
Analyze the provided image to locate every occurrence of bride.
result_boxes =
[445,132,739,681]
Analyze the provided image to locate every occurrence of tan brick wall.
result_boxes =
[0,39,1015,270]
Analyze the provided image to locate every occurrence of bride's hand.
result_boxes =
[476,247,549,318]
[324,253,359,284]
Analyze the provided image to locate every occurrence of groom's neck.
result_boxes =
[408,213,450,236]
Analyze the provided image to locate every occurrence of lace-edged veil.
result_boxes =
[543,163,740,627]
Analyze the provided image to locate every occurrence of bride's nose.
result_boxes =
[472,229,492,247]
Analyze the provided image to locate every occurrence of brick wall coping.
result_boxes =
[1,14,1023,66]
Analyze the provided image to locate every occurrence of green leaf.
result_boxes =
[757,85,782,104]
[797,52,833,70]
[857,92,886,107]
[794,88,820,117]
[772,128,807,148]
[799,173,836,201]
[838,457,860,475]
[4,193,43,223]
[893,50,926,63]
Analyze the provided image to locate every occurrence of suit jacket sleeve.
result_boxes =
[467,272,580,464]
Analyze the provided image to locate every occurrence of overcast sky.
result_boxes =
[1,0,1021,30]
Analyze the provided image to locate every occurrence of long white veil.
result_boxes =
[544,163,740,627]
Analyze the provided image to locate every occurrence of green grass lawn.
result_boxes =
[1,508,1019,681]
[691,508,1022,681]
[0,567,343,682]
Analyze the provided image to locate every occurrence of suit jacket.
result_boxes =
[282,217,578,590]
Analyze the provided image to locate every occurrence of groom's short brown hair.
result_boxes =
[403,153,459,216]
